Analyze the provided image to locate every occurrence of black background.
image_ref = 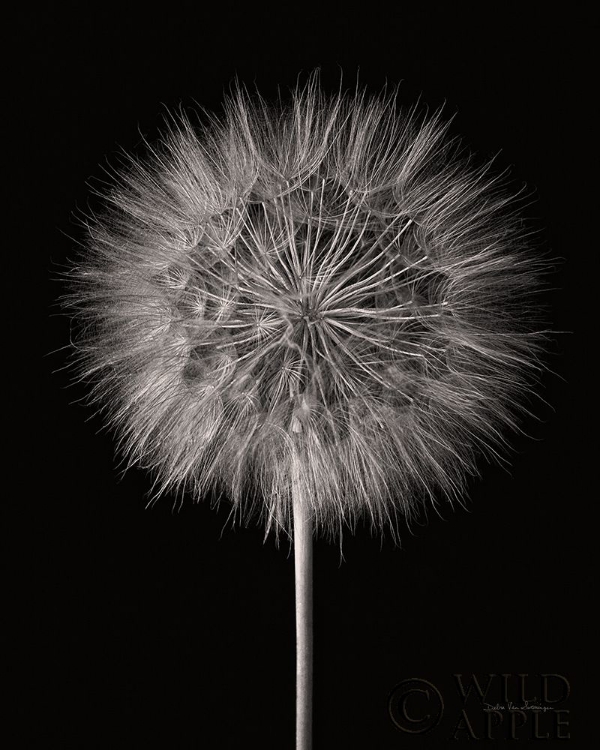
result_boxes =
[20,5,589,747]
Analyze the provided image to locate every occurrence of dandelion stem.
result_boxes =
[293,486,313,750]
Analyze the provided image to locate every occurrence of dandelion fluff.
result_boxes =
[67,80,542,541]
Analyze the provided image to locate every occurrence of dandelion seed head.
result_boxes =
[67,78,544,540]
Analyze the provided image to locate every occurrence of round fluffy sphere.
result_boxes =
[68,79,543,539]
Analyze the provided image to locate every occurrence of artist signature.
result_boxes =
[483,700,554,713]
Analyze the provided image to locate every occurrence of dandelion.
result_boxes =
[65,76,544,749]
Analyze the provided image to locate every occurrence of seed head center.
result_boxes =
[298,298,324,326]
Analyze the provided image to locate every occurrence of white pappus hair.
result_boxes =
[66,78,544,541]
